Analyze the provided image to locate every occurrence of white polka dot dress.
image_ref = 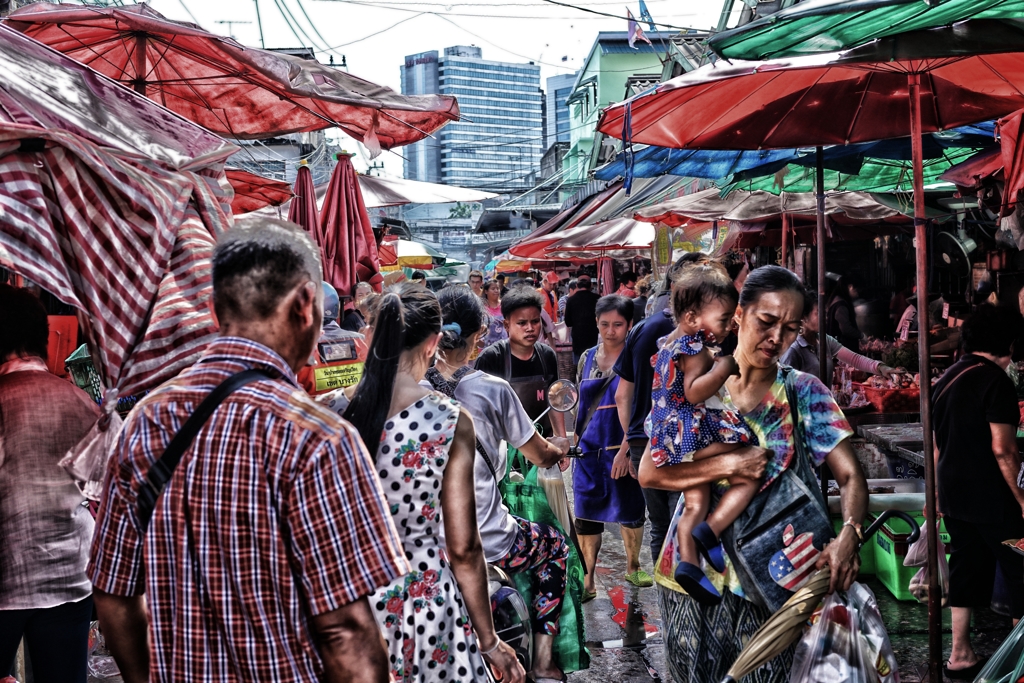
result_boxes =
[370,392,489,683]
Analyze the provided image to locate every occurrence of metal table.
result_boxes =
[858,423,926,470]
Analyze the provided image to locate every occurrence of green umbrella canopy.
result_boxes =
[718,147,980,195]
[709,0,1024,61]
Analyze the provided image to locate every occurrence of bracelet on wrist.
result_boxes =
[480,638,502,658]
[842,518,864,544]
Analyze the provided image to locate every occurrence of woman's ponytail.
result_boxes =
[344,291,405,459]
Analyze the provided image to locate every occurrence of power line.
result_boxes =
[293,0,347,58]
[321,12,426,49]
[177,0,201,25]
[536,0,694,30]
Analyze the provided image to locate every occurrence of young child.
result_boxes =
[648,260,766,605]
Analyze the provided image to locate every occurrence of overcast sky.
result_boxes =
[147,0,728,175]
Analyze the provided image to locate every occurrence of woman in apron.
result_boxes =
[572,295,650,598]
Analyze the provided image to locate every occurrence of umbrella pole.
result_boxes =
[133,33,147,96]
[909,71,942,682]
[816,147,827,384]
[781,212,789,271]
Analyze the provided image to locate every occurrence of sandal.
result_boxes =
[582,589,597,603]
[625,569,654,587]
[943,659,987,681]
[674,561,722,606]
[692,521,727,573]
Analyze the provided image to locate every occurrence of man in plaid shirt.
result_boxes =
[88,220,408,682]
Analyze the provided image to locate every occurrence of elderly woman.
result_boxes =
[639,266,868,683]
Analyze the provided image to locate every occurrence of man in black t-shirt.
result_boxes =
[933,304,1024,680]
[564,274,600,365]
[476,287,565,438]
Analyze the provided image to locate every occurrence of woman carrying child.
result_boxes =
[648,260,768,605]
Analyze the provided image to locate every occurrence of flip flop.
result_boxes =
[692,521,727,574]
[674,561,722,606]
[582,589,597,603]
[624,569,654,587]
[943,659,987,680]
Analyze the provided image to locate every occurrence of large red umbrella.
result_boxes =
[286,165,319,233]
[226,168,292,215]
[7,3,459,152]
[319,155,382,295]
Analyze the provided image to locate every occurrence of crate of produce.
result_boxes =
[872,512,949,601]
[862,385,920,413]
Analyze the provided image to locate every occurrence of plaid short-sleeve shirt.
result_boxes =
[88,337,408,682]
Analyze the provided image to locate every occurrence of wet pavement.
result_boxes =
[567,518,1014,683]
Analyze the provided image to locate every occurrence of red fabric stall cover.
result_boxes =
[287,165,319,234]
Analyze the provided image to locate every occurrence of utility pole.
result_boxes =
[216,19,251,41]
[253,0,265,48]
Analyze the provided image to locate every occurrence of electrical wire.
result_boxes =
[320,0,700,23]
[177,0,202,25]
[535,0,693,30]
[293,0,348,58]
[274,0,330,52]
[321,12,427,49]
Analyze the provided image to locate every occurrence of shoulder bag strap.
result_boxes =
[501,339,512,382]
[782,367,828,510]
[137,368,273,531]
[425,366,500,481]
[932,361,985,406]
[576,371,616,442]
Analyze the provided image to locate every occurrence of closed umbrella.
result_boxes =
[287,165,319,234]
[599,19,1024,679]
[226,168,292,215]
[8,3,459,152]
[319,155,382,294]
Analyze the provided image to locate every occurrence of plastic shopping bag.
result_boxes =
[904,522,949,606]
[790,583,897,683]
[974,615,1024,683]
[58,411,122,501]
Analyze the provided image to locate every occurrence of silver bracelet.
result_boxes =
[480,639,502,658]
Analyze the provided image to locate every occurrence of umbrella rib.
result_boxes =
[758,68,835,148]
[975,54,1024,100]
[926,71,943,132]
[50,25,133,80]
[843,70,874,145]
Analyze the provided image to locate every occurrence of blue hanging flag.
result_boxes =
[638,0,656,32]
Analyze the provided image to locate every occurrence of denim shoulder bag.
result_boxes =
[720,367,835,611]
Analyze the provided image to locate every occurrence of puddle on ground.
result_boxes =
[586,585,661,679]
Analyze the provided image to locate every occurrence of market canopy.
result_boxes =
[596,21,1024,150]
[7,3,459,152]
[596,124,995,181]
[226,168,292,214]
[358,174,497,208]
[379,238,446,269]
[634,188,908,227]
[709,0,1024,62]
[0,24,237,398]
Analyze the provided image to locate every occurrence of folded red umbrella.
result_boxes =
[286,165,318,233]
[226,168,292,215]
[8,3,459,152]
[318,155,382,295]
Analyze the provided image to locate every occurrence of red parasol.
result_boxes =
[319,155,382,295]
[286,165,319,233]
[226,168,292,215]
[7,3,459,152]
[999,108,1024,217]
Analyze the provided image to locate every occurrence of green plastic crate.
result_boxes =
[872,513,949,602]
[833,516,876,575]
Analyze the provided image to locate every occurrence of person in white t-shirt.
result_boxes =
[424,285,572,683]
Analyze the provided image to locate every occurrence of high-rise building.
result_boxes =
[544,72,578,150]
[401,46,542,191]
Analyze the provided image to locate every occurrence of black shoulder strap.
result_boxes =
[425,366,500,481]
[137,368,273,531]
[500,339,511,382]
[933,361,985,406]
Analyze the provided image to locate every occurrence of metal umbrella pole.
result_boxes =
[815,146,833,504]
[908,72,941,682]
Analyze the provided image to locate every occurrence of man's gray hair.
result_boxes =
[212,217,323,322]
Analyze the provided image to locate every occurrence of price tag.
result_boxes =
[942,302,950,320]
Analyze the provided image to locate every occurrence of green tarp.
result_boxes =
[710,0,1024,61]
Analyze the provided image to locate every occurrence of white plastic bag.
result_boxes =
[537,465,571,533]
[904,522,949,606]
[790,583,898,683]
[58,411,122,501]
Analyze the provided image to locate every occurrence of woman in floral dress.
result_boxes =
[338,284,524,683]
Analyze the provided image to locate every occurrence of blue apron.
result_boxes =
[572,348,646,524]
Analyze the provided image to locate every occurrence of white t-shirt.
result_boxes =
[420,370,535,561]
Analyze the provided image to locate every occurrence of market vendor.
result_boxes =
[933,304,1024,680]
[781,291,896,383]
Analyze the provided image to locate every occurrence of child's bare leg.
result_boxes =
[706,475,759,538]
[676,482,710,567]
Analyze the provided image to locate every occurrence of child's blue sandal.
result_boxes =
[692,521,727,573]
[674,561,722,606]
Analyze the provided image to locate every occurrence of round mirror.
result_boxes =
[546,379,579,412]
